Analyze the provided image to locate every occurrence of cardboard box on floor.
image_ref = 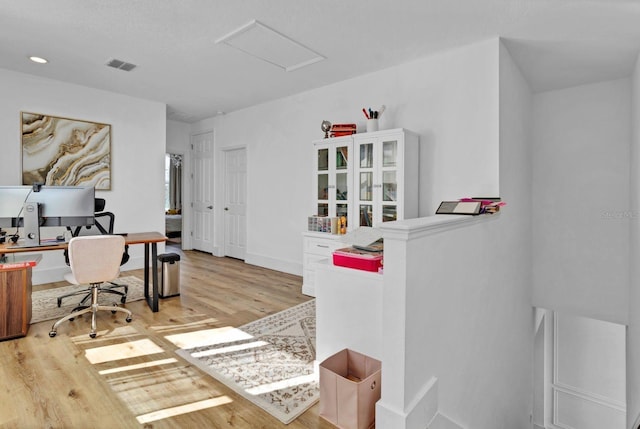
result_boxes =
[319,349,382,429]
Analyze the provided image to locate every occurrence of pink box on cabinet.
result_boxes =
[332,247,382,272]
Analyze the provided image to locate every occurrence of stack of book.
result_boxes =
[330,123,356,137]
[458,197,505,214]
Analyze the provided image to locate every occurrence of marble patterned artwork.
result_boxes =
[21,112,111,190]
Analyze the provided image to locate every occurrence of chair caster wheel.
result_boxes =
[111,310,117,314]
[121,297,127,304]
[89,332,97,339]
[126,317,132,323]
[49,331,57,338]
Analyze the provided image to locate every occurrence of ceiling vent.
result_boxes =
[106,58,137,72]
[215,20,325,72]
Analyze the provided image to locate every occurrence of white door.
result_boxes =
[223,147,246,259]
[538,311,626,429]
[191,131,214,253]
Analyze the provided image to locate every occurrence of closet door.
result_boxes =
[223,147,247,260]
[191,131,214,253]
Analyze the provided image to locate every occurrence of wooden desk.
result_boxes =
[0,232,167,313]
[0,256,40,341]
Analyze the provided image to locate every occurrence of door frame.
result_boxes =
[165,151,185,249]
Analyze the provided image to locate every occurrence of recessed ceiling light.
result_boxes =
[29,56,48,64]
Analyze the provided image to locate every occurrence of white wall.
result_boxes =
[378,214,532,429]
[553,312,626,429]
[0,68,167,283]
[532,78,631,325]
[167,119,190,154]
[373,40,532,429]
[191,38,500,275]
[628,52,640,429]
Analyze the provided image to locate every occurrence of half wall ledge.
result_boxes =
[378,212,501,240]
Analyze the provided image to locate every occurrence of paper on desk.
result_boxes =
[340,227,383,247]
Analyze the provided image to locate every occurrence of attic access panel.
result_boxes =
[215,20,325,72]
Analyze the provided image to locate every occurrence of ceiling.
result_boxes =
[1,0,640,123]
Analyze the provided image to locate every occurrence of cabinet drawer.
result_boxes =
[304,253,329,267]
[304,237,340,256]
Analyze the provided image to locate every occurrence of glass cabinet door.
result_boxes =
[333,144,349,227]
[318,148,329,171]
[336,146,348,170]
[359,172,373,201]
[360,204,373,227]
[336,172,348,201]
[353,133,406,227]
[382,171,397,202]
[317,173,328,200]
[313,140,352,229]
[382,140,397,167]
[360,143,373,168]
[381,139,399,223]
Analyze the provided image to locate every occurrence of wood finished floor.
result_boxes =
[0,245,335,429]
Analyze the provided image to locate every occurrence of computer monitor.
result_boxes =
[0,186,95,246]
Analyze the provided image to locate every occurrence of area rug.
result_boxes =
[174,299,318,424]
[30,276,144,324]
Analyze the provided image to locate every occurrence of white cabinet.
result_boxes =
[352,128,419,227]
[303,128,419,297]
[312,136,353,229]
[301,232,344,297]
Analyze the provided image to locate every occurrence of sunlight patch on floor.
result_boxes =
[71,325,140,345]
[98,358,178,375]
[165,326,252,349]
[135,395,233,424]
[84,338,165,364]
[191,340,268,358]
[150,317,220,334]
[245,372,318,396]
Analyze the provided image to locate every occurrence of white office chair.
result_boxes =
[49,235,132,339]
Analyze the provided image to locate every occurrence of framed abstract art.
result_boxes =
[21,112,112,190]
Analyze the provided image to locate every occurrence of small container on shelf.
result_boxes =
[332,247,383,272]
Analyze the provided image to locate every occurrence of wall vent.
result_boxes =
[106,58,137,71]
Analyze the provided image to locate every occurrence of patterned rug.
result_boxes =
[174,299,318,424]
[30,276,144,324]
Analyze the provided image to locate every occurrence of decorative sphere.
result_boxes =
[321,120,331,132]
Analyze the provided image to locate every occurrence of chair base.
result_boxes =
[57,282,128,311]
[49,283,132,338]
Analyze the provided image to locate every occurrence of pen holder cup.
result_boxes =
[366,119,379,133]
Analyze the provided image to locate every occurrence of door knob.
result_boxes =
[207,205,213,209]
[224,207,229,211]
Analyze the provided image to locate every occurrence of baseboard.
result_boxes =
[244,252,302,277]
[376,377,438,429]
[428,412,464,429]
[31,254,148,285]
[301,283,315,297]
[31,266,70,285]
